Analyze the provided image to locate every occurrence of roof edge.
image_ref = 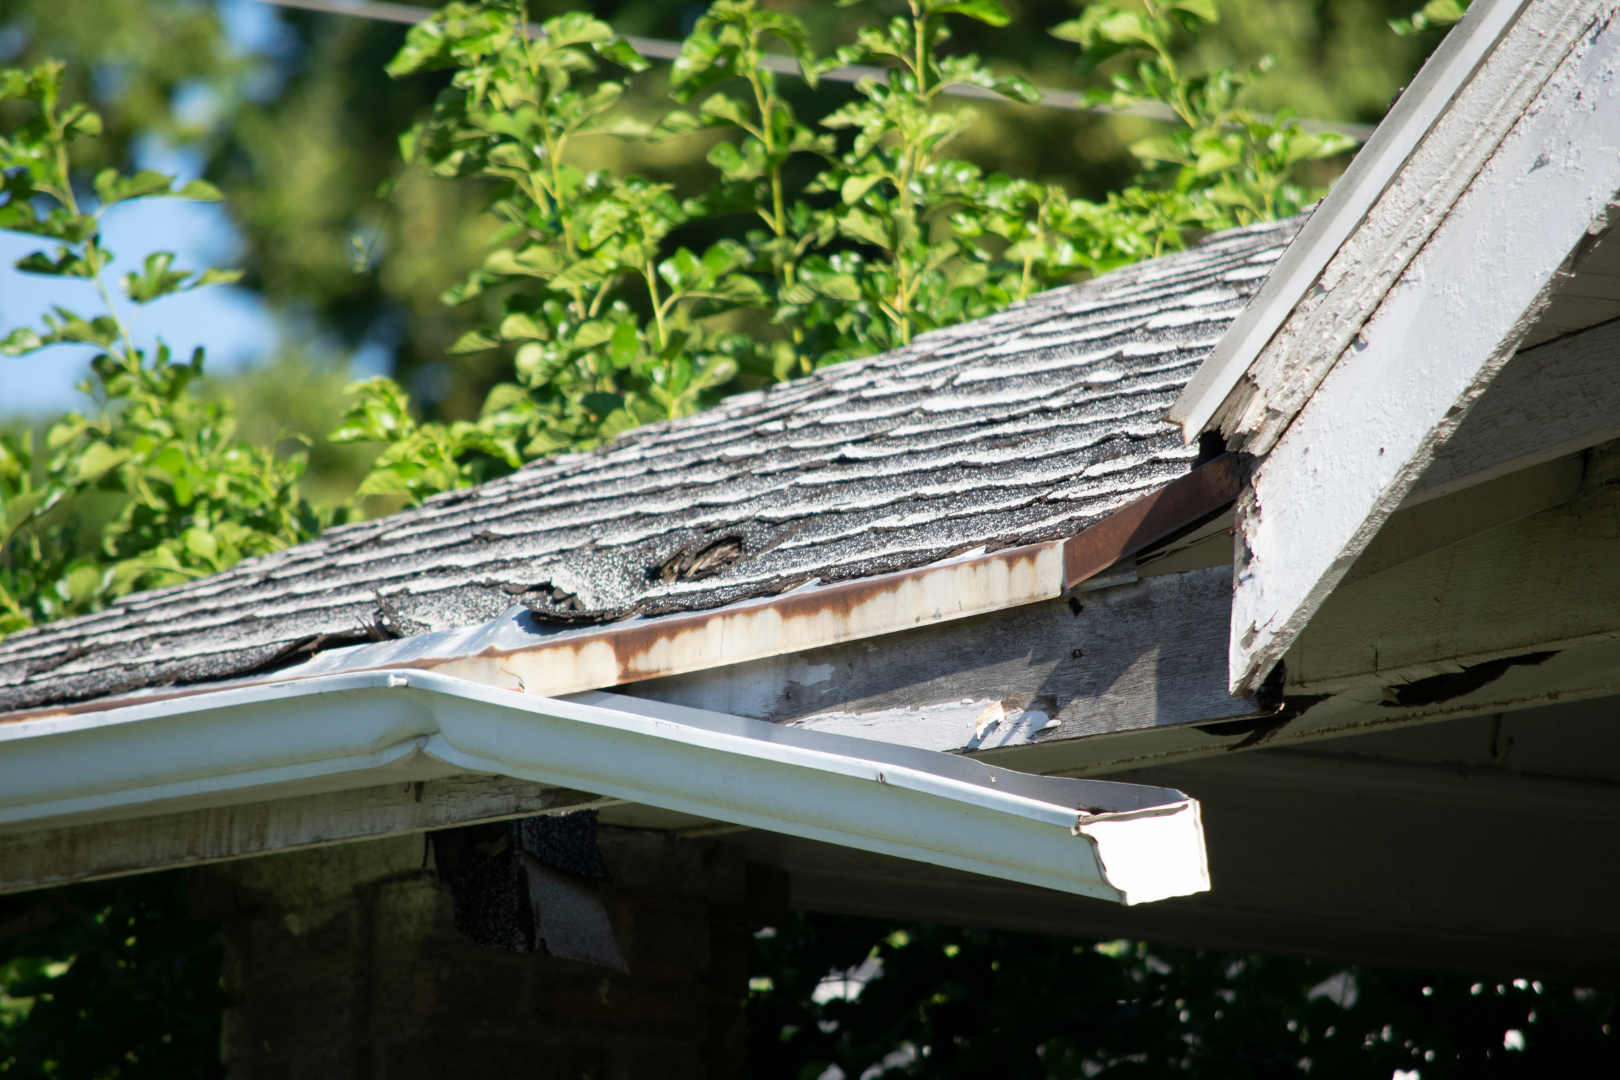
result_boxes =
[1167,0,1533,441]
[2,456,1242,724]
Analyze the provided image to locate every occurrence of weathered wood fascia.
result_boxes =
[2,456,1242,725]
[1226,6,1620,695]
[0,776,607,895]
[1167,0,1534,441]
[1197,0,1597,455]
[627,564,1258,758]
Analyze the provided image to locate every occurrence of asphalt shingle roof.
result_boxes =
[0,216,1301,714]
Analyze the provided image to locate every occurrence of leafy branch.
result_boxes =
[341,0,1359,505]
[0,61,330,635]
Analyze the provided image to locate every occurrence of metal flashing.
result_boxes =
[2,456,1243,725]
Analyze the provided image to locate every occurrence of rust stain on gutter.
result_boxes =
[432,540,1066,696]
[1,455,1243,722]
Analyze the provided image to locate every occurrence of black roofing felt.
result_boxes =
[0,217,1301,714]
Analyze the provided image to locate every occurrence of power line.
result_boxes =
[252,0,1376,141]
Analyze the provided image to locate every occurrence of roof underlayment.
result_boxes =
[0,217,1301,714]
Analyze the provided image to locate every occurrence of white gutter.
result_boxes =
[1167,0,1532,441]
[0,670,1208,906]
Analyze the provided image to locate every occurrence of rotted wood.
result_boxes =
[0,775,606,895]
[627,565,1258,754]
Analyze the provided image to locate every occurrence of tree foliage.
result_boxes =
[751,913,1620,1079]
[0,62,336,635]
[0,874,225,1079]
[335,0,1353,502]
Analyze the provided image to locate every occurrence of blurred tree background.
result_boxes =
[6,0,1615,1077]
[2,0,1431,442]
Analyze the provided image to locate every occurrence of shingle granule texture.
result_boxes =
[0,216,1301,713]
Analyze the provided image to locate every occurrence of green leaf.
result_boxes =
[1168,0,1220,25]
[607,321,640,367]
[573,320,617,348]
[451,329,501,353]
[174,179,226,201]
[841,174,884,205]
[93,169,176,207]
[190,267,244,289]
[121,252,192,304]
[926,0,1011,26]
[14,247,93,278]
[0,328,45,356]
[72,442,131,483]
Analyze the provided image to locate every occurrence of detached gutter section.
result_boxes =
[0,671,1207,905]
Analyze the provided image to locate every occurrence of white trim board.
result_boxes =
[1226,4,1620,693]
[1167,0,1534,440]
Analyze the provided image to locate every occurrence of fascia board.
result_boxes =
[1228,8,1620,693]
[0,671,1208,906]
[1167,0,1532,440]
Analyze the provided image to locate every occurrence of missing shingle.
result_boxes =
[655,536,746,583]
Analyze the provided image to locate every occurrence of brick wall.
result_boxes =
[192,827,782,1079]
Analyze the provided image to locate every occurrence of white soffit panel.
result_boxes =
[0,672,1208,906]
[1168,0,1532,440]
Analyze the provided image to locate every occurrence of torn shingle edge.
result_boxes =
[0,454,1241,724]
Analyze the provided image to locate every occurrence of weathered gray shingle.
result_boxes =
[0,216,1301,713]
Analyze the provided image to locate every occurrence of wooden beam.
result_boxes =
[0,776,606,895]
[1227,6,1620,693]
[1406,318,1620,505]
[1342,454,1583,586]
[1285,469,1620,694]
[626,565,1259,754]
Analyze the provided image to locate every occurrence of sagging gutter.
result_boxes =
[4,454,1242,723]
[0,670,1208,905]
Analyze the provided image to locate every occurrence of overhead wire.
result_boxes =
[250,0,1377,141]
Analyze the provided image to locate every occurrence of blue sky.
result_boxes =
[0,197,279,417]
[0,0,305,419]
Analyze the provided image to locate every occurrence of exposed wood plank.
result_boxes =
[1407,320,1620,505]
[1284,470,1620,694]
[626,566,1258,754]
[1344,455,1583,585]
[1227,9,1620,694]
[0,775,605,895]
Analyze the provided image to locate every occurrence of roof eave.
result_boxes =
[2,455,1241,725]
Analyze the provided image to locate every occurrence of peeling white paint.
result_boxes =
[1226,1,1620,692]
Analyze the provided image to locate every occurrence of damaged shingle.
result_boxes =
[0,217,1303,714]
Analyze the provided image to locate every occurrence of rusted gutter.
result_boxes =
[433,452,1241,696]
[2,455,1241,721]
